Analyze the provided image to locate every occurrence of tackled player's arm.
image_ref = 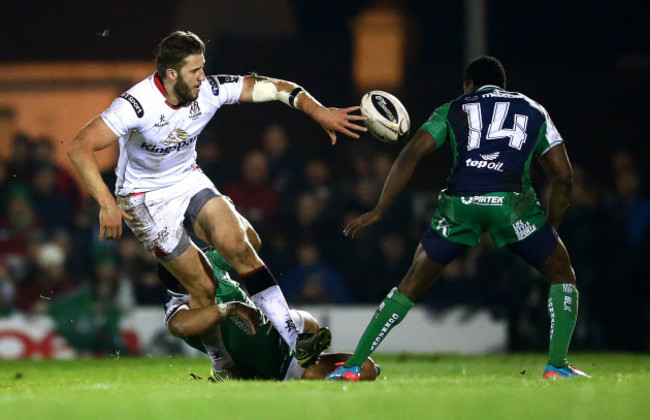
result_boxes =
[344,130,437,238]
[167,301,261,338]
[68,117,132,240]
[537,143,573,229]
[238,74,366,144]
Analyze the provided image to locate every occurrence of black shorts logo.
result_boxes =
[120,92,144,118]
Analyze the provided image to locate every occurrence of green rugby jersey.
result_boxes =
[164,250,293,380]
[420,85,563,195]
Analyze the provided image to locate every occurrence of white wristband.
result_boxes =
[251,76,304,109]
[218,302,235,318]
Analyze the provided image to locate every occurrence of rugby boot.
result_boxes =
[295,327,331,367]
[326,362,361,381]
[542,364,591,379]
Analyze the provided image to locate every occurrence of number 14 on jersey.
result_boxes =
[462,102,528,151]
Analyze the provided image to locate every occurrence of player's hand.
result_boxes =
[343,209,383,238]
[221,302,262,335]
[315,106,367,145]
[98,203,132,240]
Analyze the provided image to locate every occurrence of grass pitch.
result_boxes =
[1,353,648,420]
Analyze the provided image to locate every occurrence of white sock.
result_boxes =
[250,285,299,350]
[200,325,234,371]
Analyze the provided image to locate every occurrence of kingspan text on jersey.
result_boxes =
[140,136,198,154]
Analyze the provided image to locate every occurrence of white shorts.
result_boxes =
[283,310,307,381]
[116,168,219,261]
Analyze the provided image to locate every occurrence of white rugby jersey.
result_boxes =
[101,73,244,195]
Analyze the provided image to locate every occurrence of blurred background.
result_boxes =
[0,0,648,358]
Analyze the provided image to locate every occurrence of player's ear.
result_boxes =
[463,80,474,94]
[166,68,177,80]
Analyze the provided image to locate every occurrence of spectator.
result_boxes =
[284,192,344,265]
[222,150,279,232]
[14,242,76,313]
[196,141,234,190]
[0,193,44,283]
[600,164,650,350]
[352,232,413,302]
[32,137,81,209]
[30,163,76,234]
[132,260,168,305]
[0,159,12,215]
[260,123,301,194]
[115,235,157,306]
[6,133,34,185]
[0,262,15,315]
[280,240,350,304]
[298,157,348,219]
[370,152,413,231]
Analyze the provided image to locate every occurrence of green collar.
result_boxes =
[476,85,503,92]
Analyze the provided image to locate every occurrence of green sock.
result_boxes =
[547,283,579,367]
[346,287,414,367]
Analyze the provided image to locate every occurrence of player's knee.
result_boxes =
[397,283,418,301]
[217,235,250,260]
[167,320,186,338]
[548,266,576,286]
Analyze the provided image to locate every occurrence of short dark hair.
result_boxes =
[155,31,205,78]
[464,56,506,89]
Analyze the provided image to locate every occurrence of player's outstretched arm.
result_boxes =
[68,117,132,240]
[538,143,573,229]
[167,301,261,338]
[239,75,366,144]
[344,130,437,238]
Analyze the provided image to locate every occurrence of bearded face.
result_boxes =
[173,77,197,103]
[171,53,205,104]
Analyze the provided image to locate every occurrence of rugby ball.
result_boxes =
[360,90,410,143]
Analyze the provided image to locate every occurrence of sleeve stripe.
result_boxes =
[539,139,564,156]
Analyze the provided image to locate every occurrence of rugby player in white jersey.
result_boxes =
[68,31,365,366]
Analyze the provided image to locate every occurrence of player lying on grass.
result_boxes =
[159,246,379,381]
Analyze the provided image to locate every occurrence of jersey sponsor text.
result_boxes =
[465,158,504,172]
[461,196,504,206]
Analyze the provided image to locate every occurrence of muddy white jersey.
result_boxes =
[101,73,243,196]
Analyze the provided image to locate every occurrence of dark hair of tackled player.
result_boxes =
[155,31,206,79]
[464,56,507,90]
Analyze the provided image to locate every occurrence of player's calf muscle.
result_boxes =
[226,246,265,273]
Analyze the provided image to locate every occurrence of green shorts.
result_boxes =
[430,188,548,248]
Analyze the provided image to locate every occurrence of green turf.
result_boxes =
[1,353,648,420]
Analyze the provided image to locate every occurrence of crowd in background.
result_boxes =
[0,125,648,353]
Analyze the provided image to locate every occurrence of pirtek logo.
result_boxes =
[461,196,504,206]
[465,158,504,172]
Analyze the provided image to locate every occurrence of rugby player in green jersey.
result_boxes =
[328,56,589,381]
[160,247,379,381]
